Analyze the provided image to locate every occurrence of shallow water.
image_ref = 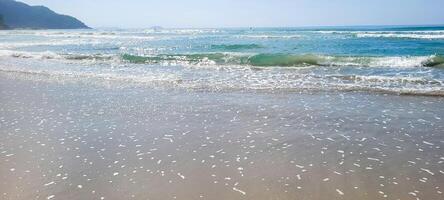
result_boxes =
[1,75,443,200]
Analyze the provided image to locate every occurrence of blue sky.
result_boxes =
[21,0,444,28]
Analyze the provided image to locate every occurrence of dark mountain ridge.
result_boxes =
[0,14,8,29]
[0,0,89,29]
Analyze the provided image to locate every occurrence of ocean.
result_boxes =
[0,26,443,95]
[1,26,444,200]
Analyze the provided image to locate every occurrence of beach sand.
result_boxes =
[1,73,443,200]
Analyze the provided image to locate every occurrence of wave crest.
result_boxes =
[2,50,444,68]
[210,44,263,50]
[356,33,444,39]
[121,53,444,68]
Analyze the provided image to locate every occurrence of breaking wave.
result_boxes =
[1,50,444,68]
[1,52,443,96]
[120,53,444,68]
[210,44,263,50]
[234,35,301,39]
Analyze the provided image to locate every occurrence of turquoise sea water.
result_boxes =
[1,26,444,95]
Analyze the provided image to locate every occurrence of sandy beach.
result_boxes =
[1,0,444,199]
[1,73,443,200]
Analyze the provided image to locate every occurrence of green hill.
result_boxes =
[0,14,7,29]
[0,0,89,29]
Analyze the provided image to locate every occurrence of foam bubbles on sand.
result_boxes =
[0,76,443,200]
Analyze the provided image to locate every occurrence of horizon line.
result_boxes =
[91,23,444,30]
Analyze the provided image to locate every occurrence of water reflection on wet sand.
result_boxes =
[1,76,443,200]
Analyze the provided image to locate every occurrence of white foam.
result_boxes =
[336,189,344,195]
[315,30,444,39]
[0,40,102,49]
[356,33,444,39]
[235,35,301,39]
[233,187,246,195]
[369,56,434,67]
[0,30,157,40]
[325,55,434,68]
[144,28,222,34]
[0,50,62,60]
[0,50,119,64]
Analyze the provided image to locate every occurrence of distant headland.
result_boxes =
[0,0,89,30]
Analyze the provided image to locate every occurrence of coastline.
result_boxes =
[1,73,443,200]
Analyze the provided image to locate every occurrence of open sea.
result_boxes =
[0,26,444,95]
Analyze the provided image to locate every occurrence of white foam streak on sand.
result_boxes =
[336,189,344,195]
[420,168,435,175]
[233,187,246,195]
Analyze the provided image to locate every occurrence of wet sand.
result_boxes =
[1,73,443,200]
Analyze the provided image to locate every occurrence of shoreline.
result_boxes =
[1,74,443,200]
[1,69,444,98]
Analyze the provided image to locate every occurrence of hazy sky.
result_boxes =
[21,0,444,28]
